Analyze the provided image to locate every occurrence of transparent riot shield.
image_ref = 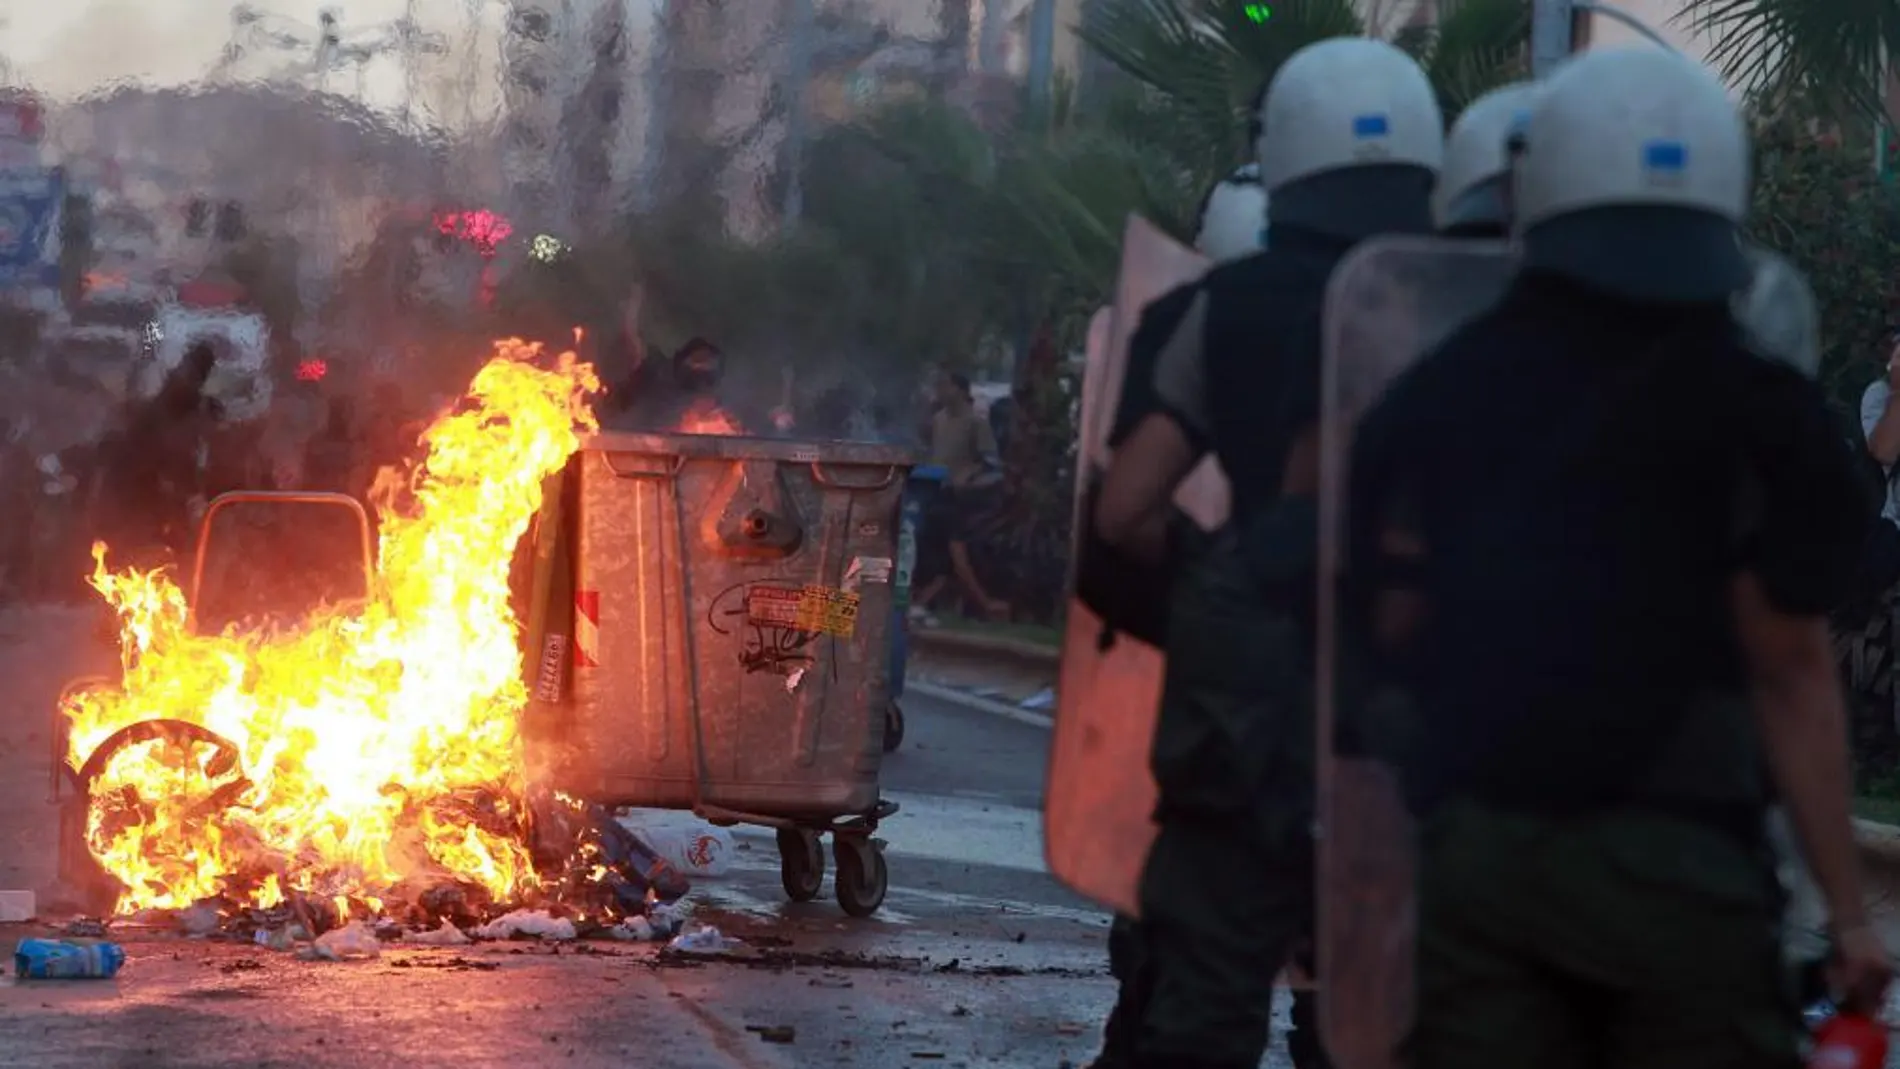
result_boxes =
[1044,215,1224,915]
[1733,246,1821,377]
[1316,236,1515,1069]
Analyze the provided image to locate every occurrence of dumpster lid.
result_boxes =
[584,430,917,468]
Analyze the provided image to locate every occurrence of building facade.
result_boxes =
[496,0,1094,242]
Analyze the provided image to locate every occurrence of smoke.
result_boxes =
[14,2,233,97]
[0,0,996,604]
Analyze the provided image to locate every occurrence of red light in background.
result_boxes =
[297,359,329,382]
[431,208,514,260]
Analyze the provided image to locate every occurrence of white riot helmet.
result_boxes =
[1434,81,1540,235]
[1514,47,1750,301]
[1196,164,1269,261]
[1255,37,1444,194]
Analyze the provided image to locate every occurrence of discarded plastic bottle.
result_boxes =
[14,939,126,979]
[1809,1012,1889,1069]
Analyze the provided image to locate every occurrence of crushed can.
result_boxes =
[1810,1011,1889,1068]
[14,938,126,979]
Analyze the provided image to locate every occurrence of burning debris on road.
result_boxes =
[50,339,705,944]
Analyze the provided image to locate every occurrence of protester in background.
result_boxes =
[928,371,999,488]
[670,338,745,434]
[93,343,222,570]
[988,388,1018,459]
[1857,331,1900,612]
[304,397,358,494]
[599,319,652,425]
[912,370,1009,621]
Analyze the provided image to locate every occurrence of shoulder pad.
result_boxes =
[1730,249,1820,379]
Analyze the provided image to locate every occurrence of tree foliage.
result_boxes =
[1681,0,1900,120]
[1748,118,1900,405]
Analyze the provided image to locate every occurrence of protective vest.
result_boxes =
[1194,227,1355,620]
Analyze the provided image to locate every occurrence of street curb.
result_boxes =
[910,660,1900,875]
[905,680,1055,730]
[910,628,1061,669]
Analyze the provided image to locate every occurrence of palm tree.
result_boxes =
[1679,0,1900,120]
[1076,0,1530,236]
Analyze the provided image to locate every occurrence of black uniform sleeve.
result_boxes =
[1736,363,1873,616]
[1109,282,1203,449]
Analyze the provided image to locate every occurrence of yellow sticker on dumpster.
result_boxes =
[746,585,860,637]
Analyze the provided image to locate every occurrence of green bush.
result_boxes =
[1748,118,1900,407]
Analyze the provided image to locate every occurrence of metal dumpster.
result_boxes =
[547,430,913,917]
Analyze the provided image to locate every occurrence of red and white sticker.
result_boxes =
[574,590,600,668]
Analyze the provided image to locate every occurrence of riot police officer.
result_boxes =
[1433,81,1539,240]
[1083,162,1269,1069]
[1346,47,1888,1068]
[1095,37,1444,1069]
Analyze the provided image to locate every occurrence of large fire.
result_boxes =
[62,340,601,916]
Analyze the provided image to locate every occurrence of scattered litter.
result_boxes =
[607,917,654,942]
[1019,687,1055,712]
[532,796,692,911]
[14,939,125,979]
[1054,1022,1085,1036]
[405,920,471,946]
[668,926,743,955]
[0,891,35,923]
[61,919,108,939]
[253,926,307,952]
[616,811,735,878]
[220,958,264,974]
[647,901,689,936]
[473,910,577,942]
[809,975,854,989]
[390,956,499,971]
[178,904,222,937]
[784,667,807,693]
[304,921,381,961]
[746,1025,796,1044]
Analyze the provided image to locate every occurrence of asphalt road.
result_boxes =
[0,605,1322,1069]
[0,661,1116,1069]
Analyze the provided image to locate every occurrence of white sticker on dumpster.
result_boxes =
[843,556,893,592]
[746,585,860,637]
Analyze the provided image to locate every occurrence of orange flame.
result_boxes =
[63,339,600,914]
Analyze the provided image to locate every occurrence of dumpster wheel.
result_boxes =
[833,833,888,918]
[777,828,826,902]
[882,700,905,753]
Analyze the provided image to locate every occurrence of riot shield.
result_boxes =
[1733,246,1821,377]
[1316,236,1515,1069]
[1044,215,1225,915]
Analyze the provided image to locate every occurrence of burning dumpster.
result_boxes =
[530,431,913,917]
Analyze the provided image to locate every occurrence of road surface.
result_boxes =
[0,607,1315,1068]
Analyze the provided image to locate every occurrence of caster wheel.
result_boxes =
[833,834,888,918]
[882,700,905,753]
[777,828,825,902]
